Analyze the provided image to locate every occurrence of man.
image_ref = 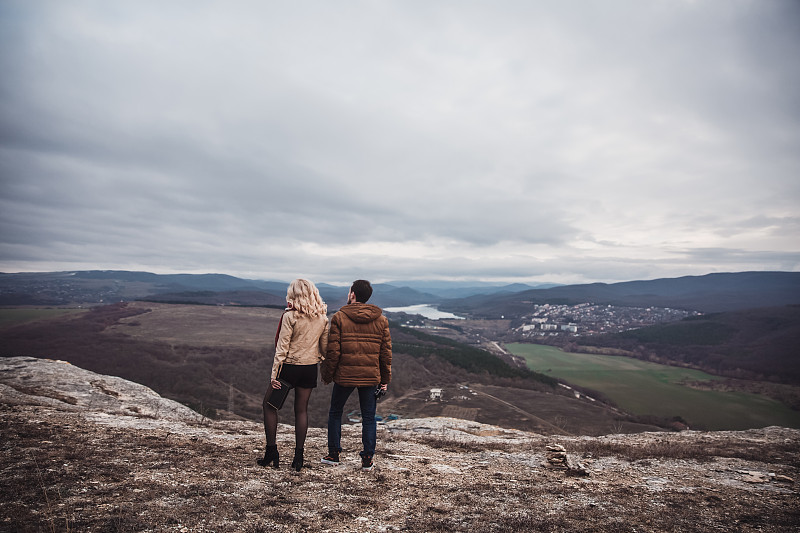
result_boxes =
[320,279,392,471]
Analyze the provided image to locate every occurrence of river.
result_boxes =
[383,304,465,320]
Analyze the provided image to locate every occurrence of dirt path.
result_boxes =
[470,384,573,435]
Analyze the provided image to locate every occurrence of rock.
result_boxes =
[545,443,588,475]
[3,358,800,532]
[566,462,591,477]
[740,471,769,484]
[0,357,200,422]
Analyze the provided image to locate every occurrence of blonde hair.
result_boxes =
[286,278,327,317]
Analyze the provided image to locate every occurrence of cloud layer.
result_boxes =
[2,0,799,284]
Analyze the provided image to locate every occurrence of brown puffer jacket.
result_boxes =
[321,303,392,387]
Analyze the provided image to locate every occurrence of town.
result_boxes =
[514,303,697,337]
[388,302,700,360]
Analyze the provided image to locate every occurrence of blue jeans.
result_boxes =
[327,383,377,457]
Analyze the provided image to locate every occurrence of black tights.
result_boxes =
[263,387,313,449]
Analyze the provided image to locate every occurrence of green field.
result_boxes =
[0,308,87,329]
[508,343,800,431]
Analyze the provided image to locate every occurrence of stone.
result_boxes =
[3,357,800,532]
[566,462,591,477]
[740,472,769,484]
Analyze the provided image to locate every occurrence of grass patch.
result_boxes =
[508,343,800,431]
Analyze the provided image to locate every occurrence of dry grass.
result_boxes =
[2,401,799,532]
[411,433,525,453]
[106,301,283,349]
[567,436,800,466]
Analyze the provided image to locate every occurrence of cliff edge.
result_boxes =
[1,357,798,532]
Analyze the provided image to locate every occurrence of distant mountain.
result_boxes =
[315,283,348,308]
[4,270,797,313]
[440,272,800,316]
[141,290,286,307]
[71,270,290,294]
[315,283,441,309]
[385,280,560,299]
[0,271,300,306]
[0,271,499,308]
[0,270,291,306]
[372,284,441,307]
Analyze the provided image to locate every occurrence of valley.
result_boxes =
[1,269,799,436]
[2,298,799,435]
[0,302,662,436]
[508,343,800,431]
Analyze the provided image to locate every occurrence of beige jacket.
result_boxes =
[271,310,330,380]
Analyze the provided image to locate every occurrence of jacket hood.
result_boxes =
[340,303,384,324]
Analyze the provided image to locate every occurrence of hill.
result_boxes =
[384,280,554,299]
[0,302,666,435]
[572,305,800,385]
[0,270,287,306]
[140,290,286,307]
[1,357,798,532]
[4,269,797,313]
[441,271,800,316]
[0,271,443,309]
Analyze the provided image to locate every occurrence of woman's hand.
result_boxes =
[271,379,282,389]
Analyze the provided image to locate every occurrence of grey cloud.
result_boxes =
[1,1,798,283]
[674,247,800,270]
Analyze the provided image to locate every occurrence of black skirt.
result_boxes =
[279,363,318,389]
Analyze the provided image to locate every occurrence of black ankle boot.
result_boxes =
[257,445,279,468]
[291,447,304,472]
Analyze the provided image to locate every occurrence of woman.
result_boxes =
[258,278,329,471]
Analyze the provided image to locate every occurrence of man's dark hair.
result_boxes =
[350,279,373,303]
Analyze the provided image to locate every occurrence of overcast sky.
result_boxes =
[1,1,798,285]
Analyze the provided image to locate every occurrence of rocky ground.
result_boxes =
[1,357,799,532]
